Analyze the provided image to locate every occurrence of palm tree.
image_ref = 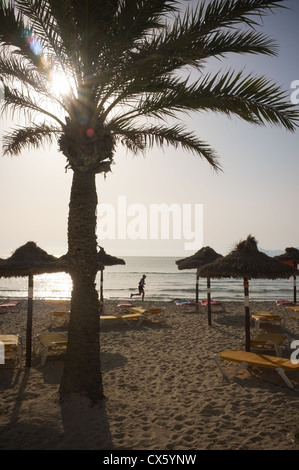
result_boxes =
[0,0,298,404]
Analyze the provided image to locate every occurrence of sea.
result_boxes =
[0,256,295,303]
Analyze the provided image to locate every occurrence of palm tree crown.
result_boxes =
[1,0,298,175]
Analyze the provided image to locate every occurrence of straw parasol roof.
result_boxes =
[274,247,299,303]
[97,246,125,303]
[199,235,298,351]
[0,241,68,366]
[200,237,297,280]
[274,247,299,265]
[0,241,66,277]
[176,246,222,270]
[97,246,125,267]
[176,246,223,322]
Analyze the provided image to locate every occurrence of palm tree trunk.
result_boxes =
[59,170,103,403]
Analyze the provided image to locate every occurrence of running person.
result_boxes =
[130,274,146,301]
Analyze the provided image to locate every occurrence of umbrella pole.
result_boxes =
[26,274,33,367]
[207,277,212,326]
[196,270,199,312]
[100,269,104,302]
[244,277,250,352]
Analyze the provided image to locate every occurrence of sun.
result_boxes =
[49,70,73,97]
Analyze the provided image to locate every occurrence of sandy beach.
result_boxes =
[1,298,299,451]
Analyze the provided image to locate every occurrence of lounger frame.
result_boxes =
[213,350,299,390]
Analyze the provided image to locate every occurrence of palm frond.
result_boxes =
[192,70,299,131]
[91,1,285,102]
[13,0,81,84]
[2,122,61,155]
[0,52,52,97]
[200,0,287,30]
[114,122,221,171]
[119,71,299,132]
[108,70,299,133]
[0,2,49,73]
[199,29,278,59]
[2,85,65,126]
[127,0,285,76]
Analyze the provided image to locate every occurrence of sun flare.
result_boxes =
[49,70,73,97]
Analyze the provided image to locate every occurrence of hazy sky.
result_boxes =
[0,0,298,259]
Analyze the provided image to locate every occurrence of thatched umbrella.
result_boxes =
[97,246,125,303]
[176,246,223,324]
[0,241,68,367]
[274,247,299,304]
[199,235,298,351]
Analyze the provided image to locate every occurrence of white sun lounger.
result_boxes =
[34,332,68,366]
[0,334,22,367]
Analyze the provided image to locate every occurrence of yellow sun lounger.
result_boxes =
[240,333,290,357]
[251,311,283,333]
[100,308,163,327]
[125,307,163,322]
[213,349,299,390]
[34,332,68,366]
[100,312,143,327]
[287,306,299,312]
[49,311,70,328]
[0,334,22,367]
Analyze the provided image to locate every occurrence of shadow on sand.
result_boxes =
[0,358,115,449]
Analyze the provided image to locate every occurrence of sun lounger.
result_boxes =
[34,332,68,366]
[276,300,294,306]
[115,301,135,314]
[251,311,283,333]
[0,334,22,367]
[125,306,146,315]
[0,301,20,314]
[174,299,197,306]
[100,312,143,327]
[287,306,299,313]
[49,311,70,328]
[144,308,163,316]
[213,349,299,390]
[201,299,225,311]
[240,333,289,356]
[173,299,198,310]
[117,301,134,308]
[126,306,163,321]
[100,307,163,327]
[201,300,220,306]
